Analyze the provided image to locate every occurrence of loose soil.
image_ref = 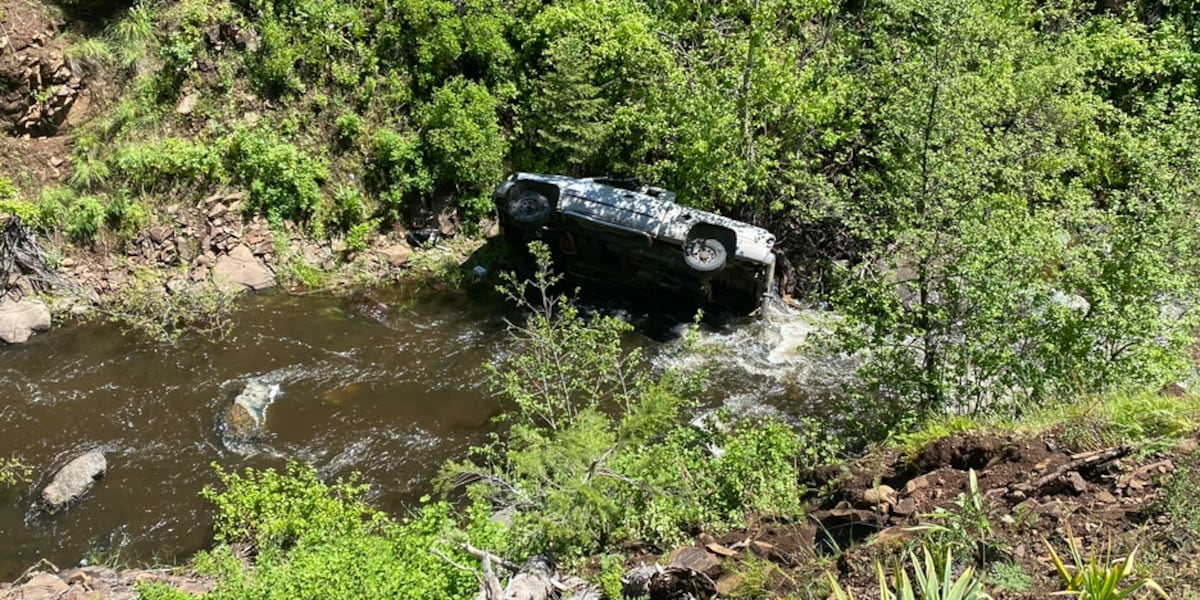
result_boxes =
[605,431,1198,599]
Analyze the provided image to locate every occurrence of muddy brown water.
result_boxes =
[0,286,845,579]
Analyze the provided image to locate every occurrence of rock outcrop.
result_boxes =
[0,7,88,137]
[0,297,51,344]
[40,451,106,510]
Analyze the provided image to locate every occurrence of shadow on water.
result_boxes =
[0,246,855,579]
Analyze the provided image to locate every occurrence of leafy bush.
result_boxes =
[447,243,832,557]
[225,127,328,222]
[368,129,431,219]
[0,177,40,227]
[196,463,508,600]
[103,269,236,343]
[103,193,148,232]
[203,462,381,551]
[66,196,106,244]
[35,187,74,231]
[345,219,378,252]
[319,184,368,235]
[0,199,39,227]
[334,112,363,144]
[112,137,222,192]
[418,76,506,201]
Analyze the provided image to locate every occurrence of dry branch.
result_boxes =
[0,216,61,299]
[1008,445,1129,498]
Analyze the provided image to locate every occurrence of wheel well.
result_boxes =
[686,223,736,253]
[509,180,561,204]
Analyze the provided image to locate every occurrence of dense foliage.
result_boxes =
[443,243,836,558]
[26,0,1197,416]
[135,463,512,600]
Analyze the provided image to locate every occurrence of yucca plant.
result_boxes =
[1041,524,1169,599]
[825,546,993,599]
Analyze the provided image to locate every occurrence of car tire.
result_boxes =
[683,237,727,274]
[508,190,552,228]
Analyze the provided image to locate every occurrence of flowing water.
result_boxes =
[0,285,848,579]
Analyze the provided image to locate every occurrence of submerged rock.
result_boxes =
[0,297,51,344]
[347,291,389,323]
[220,380,280,444]
[41,450,106,510]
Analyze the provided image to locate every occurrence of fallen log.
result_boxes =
[1007,445,1129,499]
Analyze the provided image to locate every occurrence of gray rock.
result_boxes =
[376,243,411,267]
[221,380,280,443]
[11,573,68,598]
[0,297,51,344]
[175,91,199,115]
[41,451,106,510]
[211,244,275,292]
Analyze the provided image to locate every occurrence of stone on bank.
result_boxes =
[0,297,51,344]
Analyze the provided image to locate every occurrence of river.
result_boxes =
[0,284,848,579]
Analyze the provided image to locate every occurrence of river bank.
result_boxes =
[3,423,1197,599]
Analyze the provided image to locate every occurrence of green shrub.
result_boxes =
[418,76,506,200]
[112,137,222,192]
[447,243,833,557]
[104,194,149,239]
[0,177,40,227]
[321,184,367,234]
[0,199,39,227]
[335,112,363,143]
[103,268,236,343]
[36,187,74,231]
[345,219,378,252]
[225,127,328,222]
[0,176,16,200]
[66,196,106,244]
[253,19,303,94]
[196,463,507,600]
[368,129,431,219]
[203,462,380,550]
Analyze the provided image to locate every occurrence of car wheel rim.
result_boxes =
[687,240,716,264]
[513,198,535,218]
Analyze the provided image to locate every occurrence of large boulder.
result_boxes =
[41,451,106,510]
[220,380,280,444]
[0,297,51,344]
[211,244,276,292]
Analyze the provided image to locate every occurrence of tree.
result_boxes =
[833,0,1200,418]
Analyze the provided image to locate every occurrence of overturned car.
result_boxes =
[493,173,777,314]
